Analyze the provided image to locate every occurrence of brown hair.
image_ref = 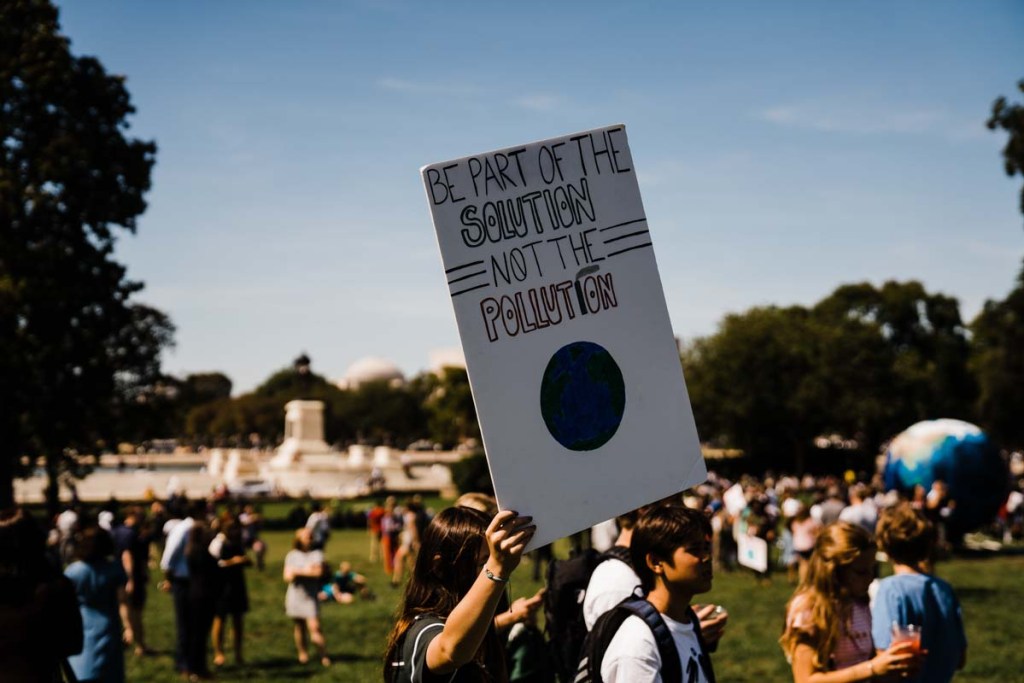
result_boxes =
[630,503,712,592]
[876,502,935,566]
[383,506,504,682]
[293,527,312,551]
[779,522,874,671]
[75,525,115,564]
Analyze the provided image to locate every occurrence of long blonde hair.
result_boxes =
[779,522,873,670]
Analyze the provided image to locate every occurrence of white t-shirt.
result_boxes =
[590,519,619,553]
[838,500,878,534]
[601,612,710,683]
[583,558,641,630]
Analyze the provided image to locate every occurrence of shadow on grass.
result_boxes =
[953,586,998,599]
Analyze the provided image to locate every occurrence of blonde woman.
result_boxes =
[780,522,921,682]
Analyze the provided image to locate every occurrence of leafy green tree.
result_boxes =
[418,366,480,449]
[970,261,1024,448]
[683,306,827,471]
[181,372,232,405]
[330,380,427,447]
[988,79,1024,224]
[683,281,973,472]
[814,281,975,430]
[0,0,168,511]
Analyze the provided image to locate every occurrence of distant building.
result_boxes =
[336,356,405,390]
[428,347,466,373]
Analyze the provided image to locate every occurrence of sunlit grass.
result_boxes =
[124,527,1024,682]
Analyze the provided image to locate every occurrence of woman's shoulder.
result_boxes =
[786,591,816,632]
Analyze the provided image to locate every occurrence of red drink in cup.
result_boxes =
[891,622,922,655]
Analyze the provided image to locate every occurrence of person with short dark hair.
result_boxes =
[111,506,153,657]
[65,525,127,683]
[159,501,203,677]
[872,503,966,683]
[598,504,718,682]
[210,516,251,666]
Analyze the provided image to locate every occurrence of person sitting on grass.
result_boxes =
[318,561,376,604]
[780,522,922,682]
[872,503,966,683]
[383,506,536,682]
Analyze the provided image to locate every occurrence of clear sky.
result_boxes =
[54,1,1024,394]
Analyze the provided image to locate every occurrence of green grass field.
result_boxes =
[125,527,1024,682]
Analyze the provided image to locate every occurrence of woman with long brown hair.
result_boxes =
[780,522,920,682]
[384,506,535,682]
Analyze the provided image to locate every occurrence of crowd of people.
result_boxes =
[380,467,1017,683]
[1,464,1020,682]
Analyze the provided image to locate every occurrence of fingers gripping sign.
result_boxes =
[485,510,536,579]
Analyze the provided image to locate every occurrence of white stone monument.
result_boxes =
[269,400,332,469]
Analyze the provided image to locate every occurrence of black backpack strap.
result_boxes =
[601,544,633,567]
[580,597,682,683]
[390,615,446,683]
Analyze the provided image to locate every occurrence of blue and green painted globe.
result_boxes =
[883,418,1008,535]
[539,341,625,451]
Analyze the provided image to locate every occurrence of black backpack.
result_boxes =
[542,545,632,681]
[574,596,682,683]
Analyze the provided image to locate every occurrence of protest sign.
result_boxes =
[723,483,748,517]
[737,534,769,573]
[422,125,705,549]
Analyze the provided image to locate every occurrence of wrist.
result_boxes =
[483,562,509,583]
[867,658,878,679]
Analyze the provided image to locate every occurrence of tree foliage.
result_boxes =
[683,281,976,470]
[0,0,170,510]
[970,261,1024,448]
[988,79,1024,224]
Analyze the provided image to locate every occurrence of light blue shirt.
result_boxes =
[160,517,194,579]
[871,572,966,683]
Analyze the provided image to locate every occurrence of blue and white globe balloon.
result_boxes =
[883,419,1007,536]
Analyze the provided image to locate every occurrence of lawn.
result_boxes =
[126,526,1024,682]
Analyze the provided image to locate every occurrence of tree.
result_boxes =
[682,281,974,472]
[988,79,1024,224]
[415,367,480,448]
[0,0,168,511]
[683,306,828,471]
[970,260,1024,448]
[814,281,975,438]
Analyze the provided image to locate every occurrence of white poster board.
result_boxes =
[422,124,705,550]
[737,534,769,573]
[723,483,748,517]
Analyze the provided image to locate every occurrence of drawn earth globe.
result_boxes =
[540,341,625,452]
[883,418,1008,536]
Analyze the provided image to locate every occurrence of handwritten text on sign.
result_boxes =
[426,127,651,343]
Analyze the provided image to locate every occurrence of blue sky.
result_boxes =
[55,1,1024,394]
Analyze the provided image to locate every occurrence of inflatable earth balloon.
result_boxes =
[883,419,1007,537]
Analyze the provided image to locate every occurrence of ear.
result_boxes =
[645,552,663,576]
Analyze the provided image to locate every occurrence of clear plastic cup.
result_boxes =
[891,622,922,654]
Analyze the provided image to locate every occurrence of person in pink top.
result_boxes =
[790,506,822,582]
[780,522,922,682]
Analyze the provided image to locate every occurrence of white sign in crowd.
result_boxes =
[422,125,705,549]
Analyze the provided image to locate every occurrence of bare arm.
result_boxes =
[425,510,536,674]
[791,642,919,683]
[121,549,134,594]
[493,588,544,632]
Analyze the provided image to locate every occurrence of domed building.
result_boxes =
[336,356,405,390]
